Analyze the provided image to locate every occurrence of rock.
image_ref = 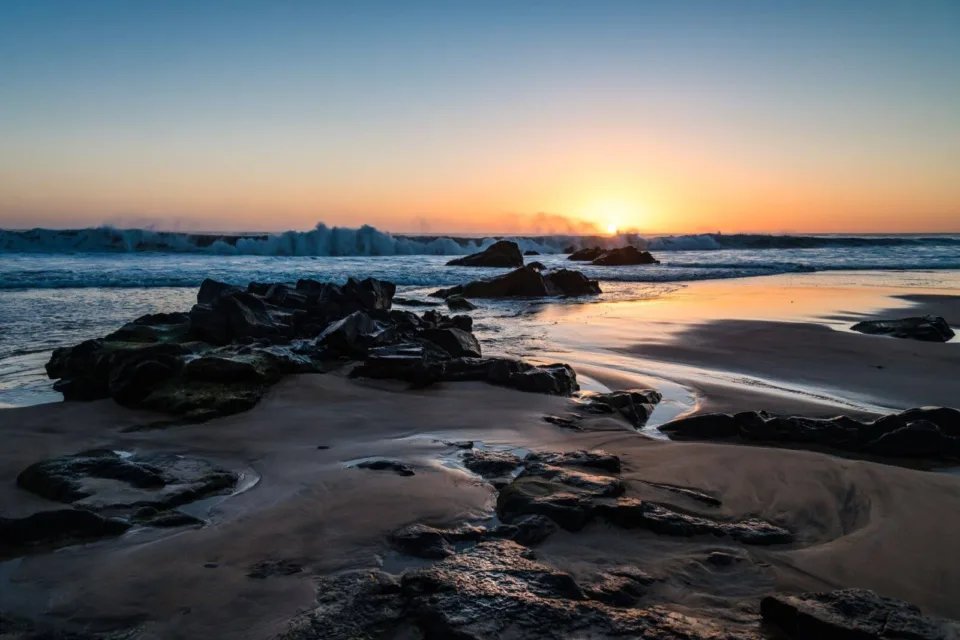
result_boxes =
[502,362,579,395]
[356,459,415,476]
[761,588,960,639]
[143,511,206,528]
[526,449,621,473]
[659,413,740,439]
[580,390,662,427]
[350,343,449,388]
[103,312,192,343]
[543,414,582,430]
[851,315,954,342]
[488,514,559,546]
[16,450,239,514]
[247,559,304,579]
[317,310,385,355]
[524,462,625,498]
[433,266,600,299]
[462,450,523,478]
[392,296,441,307]
[0,509,131,557]
[641,481,722,507]
[591,246,659,266]
[543,269,603,296]
[108,355,181,405]
[867,420,959,458]
[420,327,482,358]
[524,250,540,256]
[389,524,455,559]
[595,498,792,545]
[446,240,524,267]
[583,570,652,606]
[445,294,477,311]
[528,261,546,271]
[343,277,396,311]
[182,354,269,384]
[568,246,604,261]
[281,541,746,640]
[497,477,596,531]
[197,278,241,304]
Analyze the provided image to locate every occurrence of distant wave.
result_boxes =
[2,223,958,256]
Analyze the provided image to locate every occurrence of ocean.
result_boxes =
[1,226,958,408]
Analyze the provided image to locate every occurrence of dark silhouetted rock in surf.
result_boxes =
[0,509,131,557]
[579,389,662,427]
[432,265,600,299]
[527,261,546,271]
[591,246,660,266]
[445,294,477,311]
[523,250,540,255]
[420,327,482,358]
[761,589,960,639]
[446,240,524,267]
[851,315,954,342]
[568,246,604,261]
[356,459,415,476]
[660,413,740,439]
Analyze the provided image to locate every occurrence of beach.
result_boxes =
[1,267,958,639]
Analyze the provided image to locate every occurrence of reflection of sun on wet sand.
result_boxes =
[1,271,959,638]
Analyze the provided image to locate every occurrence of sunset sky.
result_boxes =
[1,1,958,235]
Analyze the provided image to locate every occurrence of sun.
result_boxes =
[606,223,618,235]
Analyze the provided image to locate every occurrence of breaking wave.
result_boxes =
[3,224,958,256]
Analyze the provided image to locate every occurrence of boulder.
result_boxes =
[197,278,241,304]
[447,240,524,267]
[462,450,523,478]
[523,250,540,256]
[445,294,477,311]
[389,524,455,559]
[108,354,182,405]
[591,246,659,266]
[104,312,192,343]
[356,459,415,476]
[528,261,546,271]
[420,327,482,358]
[761,589,960,639]
[568,247,604,261]
[851,315,954,342]
[317,311,385,355]
[343,277,396,311]
[543,269,603,296]
[867,420,959,458]
[526,450,621,473]
[579,389,662,427]
[659,413,740,439]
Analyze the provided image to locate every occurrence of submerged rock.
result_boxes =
[591,246,660,266]
[851,315,954,342]
[761,588,960,639]
[445,294,477,311]
[446,240,524,268]
[356,459,415,476]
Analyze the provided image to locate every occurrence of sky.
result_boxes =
[1,0,958,235]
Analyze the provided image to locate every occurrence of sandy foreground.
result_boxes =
[1,272,959,638]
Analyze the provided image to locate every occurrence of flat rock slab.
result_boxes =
[851,315,955,342]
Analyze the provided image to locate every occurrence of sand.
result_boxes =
[2,272,959,638]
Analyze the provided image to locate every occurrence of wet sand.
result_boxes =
[2,271,959,638]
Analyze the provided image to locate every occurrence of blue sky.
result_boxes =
[1,0,958,232]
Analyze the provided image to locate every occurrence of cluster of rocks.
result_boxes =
[45,274,589,422]
[432,264,601,299]
[569,245,660,265]
[660,407,960,462]
[2,449,237,557]
[851,315,955,342]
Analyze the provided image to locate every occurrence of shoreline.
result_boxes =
[1,269,958,638]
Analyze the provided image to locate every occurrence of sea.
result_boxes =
[1,225,958,408]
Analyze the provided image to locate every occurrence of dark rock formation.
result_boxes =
[392,296,441,307]
[527,261,546,271]
[660,407,960,462]
[432,265,600,299]
[17,449,239,515]
[247,559,304,579]
[591,246,660,266]
[578,389,662,427]
[356,459,415,476]
[389,524,456,559]
[523,250,540,256]
[851,315,954,342]
[0,509,131,558]
[446,240,524,267]
[46,273,584,422]
[761,589,960,639]
[568,246,604,261]
[281,541,754,640]
[461,450,523,478]
[445,294,476,311]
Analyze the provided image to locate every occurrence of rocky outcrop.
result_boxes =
[851,315,954,342]
[282,540,755,640]
[660,407,960,462]
[445,294,476,311]
[568,246,604,261]
[591,246,660,266]
[1,509,131,558]
[523,250,540,256]
[761,589,960,639]
[446,240,524,267]
[356,459,415,476]
[577,389,663,427]
[46,274,583,421]
[432,265,601,299]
